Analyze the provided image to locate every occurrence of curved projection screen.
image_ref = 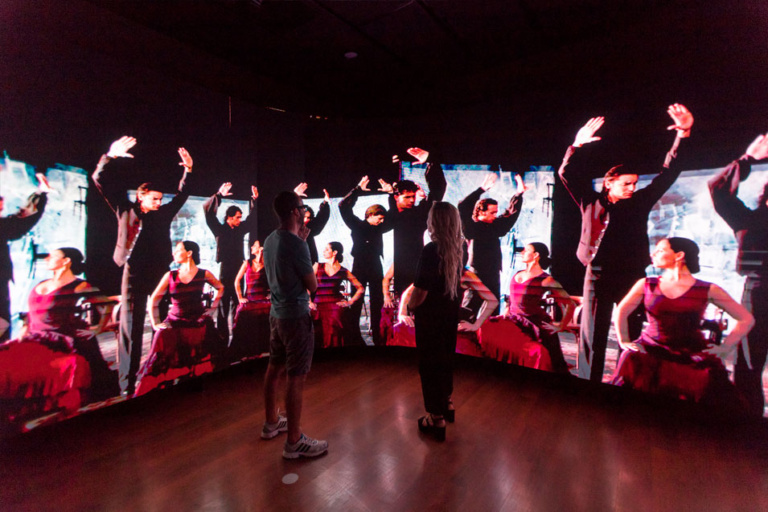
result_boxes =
[1,155,765,436]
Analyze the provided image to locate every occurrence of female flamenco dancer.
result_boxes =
[504,242,575,374]
[229,240,271,362]
[142,241,224,385]
[613,237,754,408]
[312,242,365,348]
[9,248,118,404]
[405,201,464,442]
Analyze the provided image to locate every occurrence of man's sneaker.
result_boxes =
[261,415,288,439]
[282,433,329,459]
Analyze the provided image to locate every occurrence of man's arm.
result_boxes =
[242,186,259,232]
[425,158,447,203]
[709,133,768,231]
[91,136,137,213]
[639,104,694,205]
[458,187,484,238]
[339,179,365,229]
[162,147,194,217]
[557,117,605,207]
[493,193,524,235]
[202,183,227,237]
[308,198,331,235]
[1,192,48,241]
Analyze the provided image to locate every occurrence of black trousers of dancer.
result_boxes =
[579,265,644,382]
[415,312,457,416]
[735,277,768,417]
[215,267,239,341]
[119,263,163,394]
[350,260,384,345]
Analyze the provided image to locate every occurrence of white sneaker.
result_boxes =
[261,415,288,439]
[282,433,328,459]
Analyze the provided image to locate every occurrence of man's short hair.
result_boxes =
[603,164,637,182]
[472,198,498,222]
[137,182,160,195]
[225,205,243,219]
[394,180,419,195]
[365,204,386,218]
[273,191,301,222]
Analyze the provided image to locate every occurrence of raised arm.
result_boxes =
[202,183,228,236]
[163,147,194,217]
[339,178,366,229]
[639,104,694,204]
[703,284,755,367]
[708,133,768,231]
[493,174,527,234]
[308,195,331,235]
[458,270,499,332]
[557,118,604,206]
[91,136,137,213]
[1,191,48,241]
[242,186,260,232]
[614,278,646,352]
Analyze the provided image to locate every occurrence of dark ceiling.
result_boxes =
[83,0,740,119]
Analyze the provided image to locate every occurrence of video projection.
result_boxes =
[2,153,767,436]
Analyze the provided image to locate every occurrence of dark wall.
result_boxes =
[3,0,768,294]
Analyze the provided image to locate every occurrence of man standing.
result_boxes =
[339,176,392,345]
[558,104,693,382]
[458,172,526,314]
[262,190,327,459]
[203,182,258,340]
[0,175,49,340]
[381,147,446,302]
[92,136,194,395]
[709,132,768,417]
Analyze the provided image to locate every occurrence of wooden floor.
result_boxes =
[2,348,767,512]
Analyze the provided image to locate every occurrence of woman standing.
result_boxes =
[505,243,575,373]
[313,242,365,348]
[230,240,271,361]
[405,202,464,441]
[613,237,754,406]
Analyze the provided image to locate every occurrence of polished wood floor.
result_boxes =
[2,348,767,512]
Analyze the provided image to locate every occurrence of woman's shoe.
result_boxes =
[418,415,446,441]
[445,399,455,423]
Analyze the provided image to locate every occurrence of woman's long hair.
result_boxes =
[427,202,464,300]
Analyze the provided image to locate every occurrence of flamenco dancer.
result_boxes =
[709,132,768,417]
[92,136,195,395]
[143,241,223,385]
[558,104,694,382]
[613,238,754,408]
[203,182,259,340]
[338,176,391,345]
[380,147,446,305]
[504,243,575,374]
[312,242,365,348]
[15,248,118,402]
[229,240,271,361]
[458,172,526,315]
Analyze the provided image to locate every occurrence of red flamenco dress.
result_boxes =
[611,277,744,408]
[229,264,271,362]
[313,265,363,348]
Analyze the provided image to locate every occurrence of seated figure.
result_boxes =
[136,241,223,395]
[229,240,271,362]
[612,237,754,407]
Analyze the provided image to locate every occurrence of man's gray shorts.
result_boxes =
[269,313,314,376]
